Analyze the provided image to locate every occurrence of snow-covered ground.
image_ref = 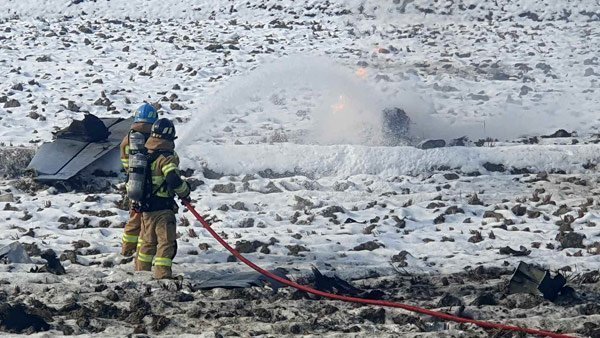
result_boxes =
[1,0,599,336]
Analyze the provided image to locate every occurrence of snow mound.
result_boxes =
[183,143,599,178]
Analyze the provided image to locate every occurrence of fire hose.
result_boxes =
[183,201,575,338]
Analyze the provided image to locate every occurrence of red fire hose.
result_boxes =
[183,201,576,338]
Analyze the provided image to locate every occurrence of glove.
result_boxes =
[179,194,191,204]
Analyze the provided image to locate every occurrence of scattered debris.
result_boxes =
[499,246,531,256]
[0,242,33,264]
[352,241,383,251]
[194,268,288,291]
[418,139,446,149]
[311,267,362,296]
[507,261,567,301]
[31,250,66,275]
[542,129,572,138]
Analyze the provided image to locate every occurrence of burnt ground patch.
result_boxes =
[0,303,50,334]
[0,270,597,337]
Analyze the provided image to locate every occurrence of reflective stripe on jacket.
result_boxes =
[150,152,190,199]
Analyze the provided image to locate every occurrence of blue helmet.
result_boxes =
[133,103,158,124]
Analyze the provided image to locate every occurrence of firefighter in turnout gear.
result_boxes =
[135,118,191,279]
[120,103,158,256]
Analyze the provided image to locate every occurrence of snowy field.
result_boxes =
[1,0,599,336]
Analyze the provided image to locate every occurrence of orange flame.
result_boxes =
[355,67,368,79]
[331,95,346,114]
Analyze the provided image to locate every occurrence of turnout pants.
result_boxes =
[121,209,142,256]
[135,210,177,279]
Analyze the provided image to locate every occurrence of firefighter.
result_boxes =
[120,103,158,256]
[135,118,190,279]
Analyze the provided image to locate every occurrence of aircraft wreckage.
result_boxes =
[27,114,132,181]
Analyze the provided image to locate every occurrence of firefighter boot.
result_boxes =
[122,210,142,256]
